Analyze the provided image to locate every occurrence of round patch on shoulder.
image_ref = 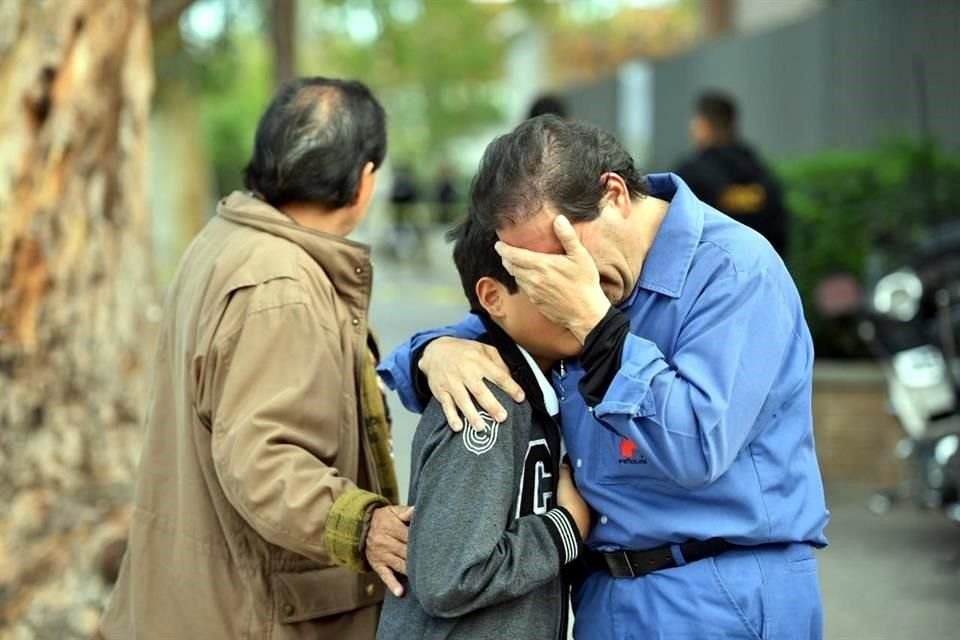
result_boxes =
[462,411,500,456]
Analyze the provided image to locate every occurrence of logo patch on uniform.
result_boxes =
[462,411,500,455]
[618,437,648,464]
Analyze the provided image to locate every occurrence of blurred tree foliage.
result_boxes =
[546,0,698,85]
[304,0,513,163]
[153,0,561,197]
[153,0,272,197]
[779,140,960,358]
[151,0,700,199]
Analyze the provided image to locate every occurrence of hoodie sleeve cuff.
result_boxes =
[542,507,583,566]
[411,342,433,409]
[579,306,631,407]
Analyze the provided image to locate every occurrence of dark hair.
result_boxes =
[447,216,518,313]
[527,94,568,119]
[469,115,647,229]
[695,91,738,137]
[243,77,386,209]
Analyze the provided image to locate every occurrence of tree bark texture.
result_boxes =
[270,0,297,87]
[0,1,155,638]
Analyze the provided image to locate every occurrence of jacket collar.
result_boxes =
[476,313,556,420]
[216,191,373,313]
[515,345,559,416]
[623,173,704,305]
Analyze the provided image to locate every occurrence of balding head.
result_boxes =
[243,77,386,209]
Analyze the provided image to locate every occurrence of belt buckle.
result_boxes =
[606,551,636,578]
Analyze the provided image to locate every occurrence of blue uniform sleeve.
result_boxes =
[376,313,485,413]
[592,268,797,489]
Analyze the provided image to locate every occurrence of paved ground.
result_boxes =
[367,234,960,639]
[819,485,960,639]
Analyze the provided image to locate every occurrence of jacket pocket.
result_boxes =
[710,552,766,640]
[786,545,818,574]
[272,565,383,624]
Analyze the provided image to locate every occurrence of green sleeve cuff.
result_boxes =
[324,489,389,572]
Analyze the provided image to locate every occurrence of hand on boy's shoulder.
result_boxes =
[418,336,526,433]
[422,382,527,432]
[418,384,530,456]
[459,409,504,456]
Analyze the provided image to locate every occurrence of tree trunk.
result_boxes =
[269,0,297,87]
[0,1,154,638]
[703,0,733,37]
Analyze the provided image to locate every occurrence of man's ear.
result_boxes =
[600,172,631,218]
[475,277,506,318]
[353,161,377,206]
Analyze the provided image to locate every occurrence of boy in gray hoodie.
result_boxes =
[376,218,591,640]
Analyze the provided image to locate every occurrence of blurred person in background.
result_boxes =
[388,163,427,261]
[433,161,459,226]
[675,91,790,259]
[527,93,569,120]
[381,116,828,639]
[100,77,410,640]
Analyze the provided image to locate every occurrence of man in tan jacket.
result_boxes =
[100,77,409,640]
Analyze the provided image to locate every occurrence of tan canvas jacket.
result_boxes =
[100,192,391,640]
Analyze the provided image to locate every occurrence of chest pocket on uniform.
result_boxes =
[591,421,666,485]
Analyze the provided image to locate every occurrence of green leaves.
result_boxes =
[298,0,516,161]
[778,139,960,358]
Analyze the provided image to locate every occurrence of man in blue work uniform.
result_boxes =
[380,115,829,639]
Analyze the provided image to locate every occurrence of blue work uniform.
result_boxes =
[380,173,829,639]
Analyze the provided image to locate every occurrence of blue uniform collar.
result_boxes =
[620,173,703,306]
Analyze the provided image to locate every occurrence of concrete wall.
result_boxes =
[733,0,825,35]
[649,0,960,168]
[562,0,960,170]
[563,62,656,169]
[813,362,902,486]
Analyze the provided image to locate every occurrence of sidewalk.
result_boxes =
[819,485,960,639]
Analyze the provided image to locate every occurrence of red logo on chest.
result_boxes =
[619,438,638,459]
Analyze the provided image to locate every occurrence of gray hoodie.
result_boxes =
[376,325,582,640]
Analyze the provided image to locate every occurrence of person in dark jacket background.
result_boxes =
[527,93,568,120]
[675,90,790,259]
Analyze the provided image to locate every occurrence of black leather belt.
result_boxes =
[583,538,733,578]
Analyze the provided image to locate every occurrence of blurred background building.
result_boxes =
[1,1,959,638]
